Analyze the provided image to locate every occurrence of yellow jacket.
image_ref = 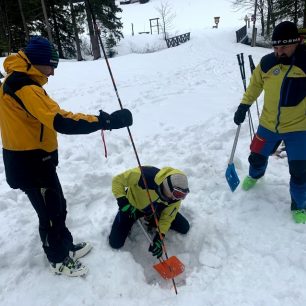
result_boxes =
[0,51,102,189]
[0,51,100,152]
[241,45,306,133]
[112,166,186,234]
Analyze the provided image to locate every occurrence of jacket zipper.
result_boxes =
[276,63,293,133]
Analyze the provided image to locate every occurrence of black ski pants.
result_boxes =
[21,171,73,263]
[109,211,190,249]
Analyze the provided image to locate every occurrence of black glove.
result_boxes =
[117,196,142,220]
[233,104,250,125]
[148,233,165,259]
[98,110,112,129]
[99,109,133,130]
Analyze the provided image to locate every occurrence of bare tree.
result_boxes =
[156,1,176,40]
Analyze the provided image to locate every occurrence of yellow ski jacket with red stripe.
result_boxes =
[112,166,186,234]
[241,45,306,133]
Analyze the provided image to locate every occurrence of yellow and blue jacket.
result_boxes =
[0,51,101,189]
[112,166,186,234]
[241,45,306,133]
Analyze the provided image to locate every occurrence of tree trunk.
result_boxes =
[41,0,53,43]
[259,0,265,36]
[17,0,29,42]
[69,0,83,61]
[304,0,306,27]
[84,0,100,60]
[293,0,298,24]
[49,0,64,58]
[251,0,258,47]
[2,0,12,53]
[266,0,275,36]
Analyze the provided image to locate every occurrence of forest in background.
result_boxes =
[0,0,123,59]
[233,0,306,37]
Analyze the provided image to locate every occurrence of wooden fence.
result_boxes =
[165,32,191,48]
[236,25,247,43]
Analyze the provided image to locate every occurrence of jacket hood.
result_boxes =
[154,167,186,186]
[3,51,48,86]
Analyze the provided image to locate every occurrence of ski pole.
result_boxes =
[248,55,260,119]
[87,0,178,294]
[237,53,255,141]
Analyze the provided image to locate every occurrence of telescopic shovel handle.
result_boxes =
[137,219,153,245]
[229,124,241,164]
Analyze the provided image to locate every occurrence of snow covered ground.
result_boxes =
[1,0,305,305]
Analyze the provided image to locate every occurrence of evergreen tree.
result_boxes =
[231,0,305,38]
[0,0,123,59]
[273,0,304,24]
[91,0,123,41]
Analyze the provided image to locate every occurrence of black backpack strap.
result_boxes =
[3,83,32,115]
[3,72,41,117]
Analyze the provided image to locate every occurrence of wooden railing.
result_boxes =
[236,25,247,43]
[165,32,191,48]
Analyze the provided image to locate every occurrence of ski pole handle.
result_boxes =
[248,55,255,72]
[237,53,246,89]
[236,53,241,66]
[240,53,244,68]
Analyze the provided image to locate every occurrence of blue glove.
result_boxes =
[234,104,250,125]
[117,197,141,220]
[148,233,165,259]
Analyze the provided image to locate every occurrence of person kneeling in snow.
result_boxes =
[109,166,190,258]
[0,36,133,277]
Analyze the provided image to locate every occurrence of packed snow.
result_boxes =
[0,0,305,305]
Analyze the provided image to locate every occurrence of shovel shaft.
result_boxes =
[137,219,153,244]
[229,125,241,164]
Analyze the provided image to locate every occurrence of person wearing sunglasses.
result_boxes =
[109,166,190,259]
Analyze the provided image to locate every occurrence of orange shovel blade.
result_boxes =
[153,256,185,280]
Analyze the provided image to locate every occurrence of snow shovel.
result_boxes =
[137,219,185,280]
[225,124,241,192]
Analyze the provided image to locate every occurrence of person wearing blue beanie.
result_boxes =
[0,36,133,277]
[25,36,59,68]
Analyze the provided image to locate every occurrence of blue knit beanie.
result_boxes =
[25,36,59,68]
